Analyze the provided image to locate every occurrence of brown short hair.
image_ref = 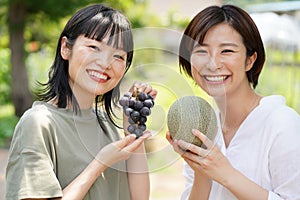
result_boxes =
[179,4,265,89]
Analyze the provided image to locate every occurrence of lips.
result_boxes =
[87,69,110,81]
[204,75,228,82]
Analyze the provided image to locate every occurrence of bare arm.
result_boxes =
[188,171,211,200]
[166,132,211,200]
[126,142,150,200]
[220,167,268,200]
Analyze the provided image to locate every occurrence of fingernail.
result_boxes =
[193,129,203,135]
[143,132,152,138]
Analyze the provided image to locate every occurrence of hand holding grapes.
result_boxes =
[119,81,157,137]
[94,132,151,168]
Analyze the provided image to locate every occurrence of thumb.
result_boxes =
[117,134,136,148]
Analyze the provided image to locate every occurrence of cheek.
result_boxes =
[191,66,199,78]
[190,54,205,72]
[114,64,126,78]
[190,55,203,77]
[191,66,204,87]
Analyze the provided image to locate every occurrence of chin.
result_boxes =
[205,88,227,98]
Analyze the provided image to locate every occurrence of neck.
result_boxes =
[214,86,261,147]
[69,82,95,110]
[214,87,261,130]
[48,95,94,110]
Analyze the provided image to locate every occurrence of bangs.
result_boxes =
[84,11,133,53]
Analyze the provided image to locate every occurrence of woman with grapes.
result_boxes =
[167,4,300,200]
[6,4,157,200]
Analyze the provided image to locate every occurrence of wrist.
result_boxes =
[92,158,107,176]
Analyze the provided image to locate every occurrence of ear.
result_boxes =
[61,36,70,60]
[245,52,257,72]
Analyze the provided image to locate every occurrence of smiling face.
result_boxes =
[61,35,127,107]
[190,23,257,98]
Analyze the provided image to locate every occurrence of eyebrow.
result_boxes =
[220,43,239,47]
[194,42,239,48]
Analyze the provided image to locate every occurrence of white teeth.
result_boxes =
[205,76,227,82]
[89,71,108,80]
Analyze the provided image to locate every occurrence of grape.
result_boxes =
[119,91,155,138]
[140,107,151,116]
[147,94,153,100]
[128,117,135,124]
[138,124,146,131]
[119,96,129,107]
[130,111,140,122]
[134,128,144,138]
[129,99,135,108]
[138,92,148,101]
[134,100,144,110]
[127,124,136,133]
[143,99,154,108]
[139,116,147,124]
[124,107,133,116]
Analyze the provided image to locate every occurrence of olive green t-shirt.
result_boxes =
[6,101,130,200]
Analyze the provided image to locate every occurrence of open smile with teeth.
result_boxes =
[88,70,109,80]
[204,75,228,82]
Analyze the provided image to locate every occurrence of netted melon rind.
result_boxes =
[167,96,218,147]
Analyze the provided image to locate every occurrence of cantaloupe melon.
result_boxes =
[167,96,218,147]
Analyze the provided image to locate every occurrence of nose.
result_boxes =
[95,54,111,70]
[206,55,222,71]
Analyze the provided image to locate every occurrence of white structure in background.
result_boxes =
[247,1,300,52]
[251,12,300,51]
[147,0,222,20]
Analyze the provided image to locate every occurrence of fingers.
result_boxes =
[166,131,191,156]
[165,131,173,143]
[192,129,214,149]
[177,139,212,158]
[117,134,137,148]
[123,132,151,152]
[172,139,187,156]
[130,81,158,99]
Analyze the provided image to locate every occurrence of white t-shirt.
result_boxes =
[181,95,300,200]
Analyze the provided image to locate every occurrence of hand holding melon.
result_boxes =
[167,96,218,147]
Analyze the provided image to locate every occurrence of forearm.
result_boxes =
[188,172,211,200]
[127,143,150,200]
[222,168,268,200]
[61,159,107,200]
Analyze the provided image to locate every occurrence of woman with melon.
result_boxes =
[167,4,300,200]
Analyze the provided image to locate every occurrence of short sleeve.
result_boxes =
[5,110,63,199]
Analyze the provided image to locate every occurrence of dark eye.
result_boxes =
[197,50,206,53]
[222,49,234,53]
[114,54,125,61]
[88,45,100,51]
[193,49,207,54]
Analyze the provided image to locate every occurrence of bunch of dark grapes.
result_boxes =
[119,91,154,138]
